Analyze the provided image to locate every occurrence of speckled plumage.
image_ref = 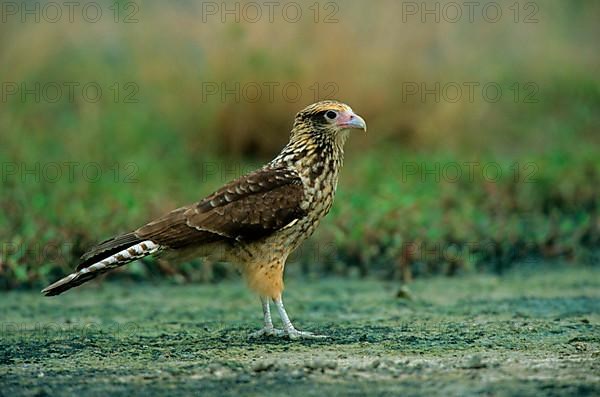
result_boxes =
[42,101,366,339]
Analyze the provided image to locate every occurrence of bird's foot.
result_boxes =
[248,327,286,339]
[285,328,329,340]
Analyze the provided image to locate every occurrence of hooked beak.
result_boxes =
[338,111,367,132]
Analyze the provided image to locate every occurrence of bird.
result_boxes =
[42,100,367,339]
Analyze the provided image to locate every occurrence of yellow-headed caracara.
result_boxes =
[43,101,367,339]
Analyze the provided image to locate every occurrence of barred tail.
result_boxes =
[41,240,160,296]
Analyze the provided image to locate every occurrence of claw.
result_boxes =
[253,296,327,341]
[286,329,329,340]
[248,327,286,339]
[248,327,327,340]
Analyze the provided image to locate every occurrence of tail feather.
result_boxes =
[78,232,144,270]
[42,240,160,296]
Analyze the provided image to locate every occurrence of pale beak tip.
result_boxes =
[349,113,367,132]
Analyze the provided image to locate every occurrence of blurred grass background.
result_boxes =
[0,0,599,289]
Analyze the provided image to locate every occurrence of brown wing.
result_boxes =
[134,166,307,249]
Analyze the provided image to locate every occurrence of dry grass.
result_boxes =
[0,1,599,288]
[1,0,598,156]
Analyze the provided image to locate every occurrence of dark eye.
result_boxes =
[325,110,338,120]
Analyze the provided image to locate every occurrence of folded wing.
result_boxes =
[136,165,307,248]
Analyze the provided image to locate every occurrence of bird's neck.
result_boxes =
[270,134,345,182]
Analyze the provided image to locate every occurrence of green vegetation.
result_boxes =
[2,148,599,289]
[1,0,599,288]
[1,266,598,396]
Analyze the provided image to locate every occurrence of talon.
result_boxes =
[286,328,329,340]
[248,327,286,339]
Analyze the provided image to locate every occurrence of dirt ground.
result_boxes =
[1,266,599,396]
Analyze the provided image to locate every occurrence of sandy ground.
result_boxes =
[1,266,599,396]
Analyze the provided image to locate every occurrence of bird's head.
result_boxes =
[290,100,367,146]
